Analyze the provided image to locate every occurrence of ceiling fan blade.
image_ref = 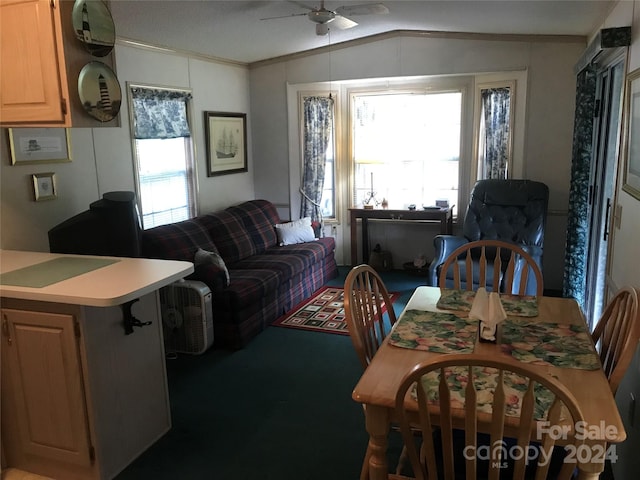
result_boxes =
[287,1,316,11]
[260,12,308,21]
[333,14,358,30]
[336,3,389,16]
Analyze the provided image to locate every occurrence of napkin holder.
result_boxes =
[469,288,506,343]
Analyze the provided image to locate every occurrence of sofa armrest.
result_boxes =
[428,235,469,286]
[189,263,227,294]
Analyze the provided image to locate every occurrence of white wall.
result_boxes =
[609,3,640,292]
[599,2,640,477]
[249,33,585,290]
[0,43,253,252]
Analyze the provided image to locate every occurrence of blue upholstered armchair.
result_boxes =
[428,179,549,294]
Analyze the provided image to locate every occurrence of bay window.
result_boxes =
[351,91,462,209]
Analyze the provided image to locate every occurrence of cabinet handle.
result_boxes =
[50,0,56,9]
[2,315,12,345]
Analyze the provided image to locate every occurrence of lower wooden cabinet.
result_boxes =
[2,309,93,467]
[1,292,171,479]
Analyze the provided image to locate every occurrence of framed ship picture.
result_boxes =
[204,111,248,176]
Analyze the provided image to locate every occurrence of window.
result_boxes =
[134,137,194,227]
[320,126,335,218]
[351,91,462,209]
[128,85,197,229]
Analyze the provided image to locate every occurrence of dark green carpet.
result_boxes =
[115,267,426,480]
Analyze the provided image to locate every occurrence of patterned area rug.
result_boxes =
[272,286,399,335]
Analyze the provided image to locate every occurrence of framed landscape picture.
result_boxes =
[204,111,248,176]
[9,128,72,165]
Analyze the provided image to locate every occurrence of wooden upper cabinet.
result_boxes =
[0,0,70,125]
[0,0,120,127]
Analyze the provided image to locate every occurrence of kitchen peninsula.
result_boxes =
[0,250,193,480]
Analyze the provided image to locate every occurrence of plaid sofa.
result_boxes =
[141,199,338,349]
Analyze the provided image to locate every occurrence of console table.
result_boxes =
[349,207,454,265]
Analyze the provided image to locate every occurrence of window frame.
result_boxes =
[472,71,528,184]
[126,82,199,229]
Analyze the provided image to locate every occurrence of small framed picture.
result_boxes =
[204,111,248,176]
[9,128,72,165]
[622,68,640,201]
[32,172,57,201]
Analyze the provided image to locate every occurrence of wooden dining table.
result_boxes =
[352,286,626,480]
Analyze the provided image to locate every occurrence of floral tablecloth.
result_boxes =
[389,309,600,370]
[389,310,477,353]
[393,290,598,421]
[500,318,600,370]
[414,365,556,420]
[436,289,539,317]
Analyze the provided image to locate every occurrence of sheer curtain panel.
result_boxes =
[300,95,334,225]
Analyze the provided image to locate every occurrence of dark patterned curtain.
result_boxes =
[563,65,597,307]
[130,87,192,139]
[300,96,334,224]
[479,87,511,179]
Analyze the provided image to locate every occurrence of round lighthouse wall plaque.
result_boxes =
[78,61,122,122]
[71,0,116,57]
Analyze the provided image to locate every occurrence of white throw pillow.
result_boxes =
[194,248,230,286]
[274,217,316,246]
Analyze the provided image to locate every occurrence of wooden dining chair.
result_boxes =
[591,286,640,395]
[394,353,585,480]
[344,264,398,370]
[439,239,544,296]
[344,264,404,479]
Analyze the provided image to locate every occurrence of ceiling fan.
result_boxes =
[261,1,389,36]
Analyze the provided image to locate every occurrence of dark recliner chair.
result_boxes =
[428,179,549,295]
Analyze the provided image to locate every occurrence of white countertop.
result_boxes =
[0,250,194,307]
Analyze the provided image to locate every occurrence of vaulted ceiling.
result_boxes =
[110,0,616,64]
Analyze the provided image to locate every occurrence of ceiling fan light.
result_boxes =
[316,23,330,36]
